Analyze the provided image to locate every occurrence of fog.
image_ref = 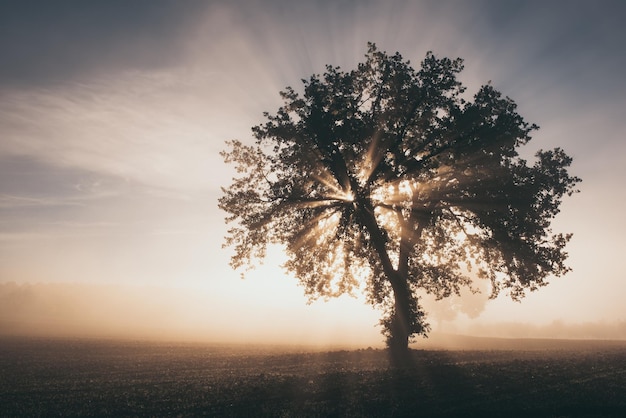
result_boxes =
[0,281,383,347]
[2,282,624,349]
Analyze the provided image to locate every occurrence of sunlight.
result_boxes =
[358,131,385,183]
[1,0,620,360]
[290,211,338,250]
[312,172,343,194]
[309,168,356,204]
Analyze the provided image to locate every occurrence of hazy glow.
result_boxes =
[0,1,625,345]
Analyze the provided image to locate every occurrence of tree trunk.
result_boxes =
[387,275,413,366]
[388,191,430,364]
[353,199,417,365]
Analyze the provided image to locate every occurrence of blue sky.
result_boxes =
[1,0,625,344]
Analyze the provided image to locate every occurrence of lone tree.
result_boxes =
[219,44,580,356]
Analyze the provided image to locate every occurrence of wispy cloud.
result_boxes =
[0,190,122,209]
[0,194,82,209]
[0,71,240,193]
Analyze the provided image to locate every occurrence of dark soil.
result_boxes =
[1,336,625,417]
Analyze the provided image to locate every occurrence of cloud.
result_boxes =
[7,0,621,196]
[0,281,383,347]
[0,281,219,340]
[0,70,242,193]
[0,194,83,209]
[465,320,626,341]
[3,282,623,345]
[420,276,493,328]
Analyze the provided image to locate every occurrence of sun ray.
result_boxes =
[311,169,355,203]
[289,209,340,251]
[361,131,386,185]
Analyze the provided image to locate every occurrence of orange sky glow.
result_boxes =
[1,1,625,347]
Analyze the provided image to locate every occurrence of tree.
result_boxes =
[219,44,580,358]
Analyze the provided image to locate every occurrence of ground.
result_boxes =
[1,336,625,417]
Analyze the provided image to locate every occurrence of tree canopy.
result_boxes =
[219,44,580,352]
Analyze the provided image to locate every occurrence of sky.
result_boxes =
[1,0,625,347]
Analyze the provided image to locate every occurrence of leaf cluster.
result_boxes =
[219,43,580,337]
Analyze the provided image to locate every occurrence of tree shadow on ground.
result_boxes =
[3,339,624,417]
[241,349,483,417]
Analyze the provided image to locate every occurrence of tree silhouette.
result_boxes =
[219,44,580,357]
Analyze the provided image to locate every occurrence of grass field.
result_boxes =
[1,336,625,417]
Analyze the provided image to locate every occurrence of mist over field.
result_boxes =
[0,281,380,346]
[2,281,624,347]
[1,2,625,416]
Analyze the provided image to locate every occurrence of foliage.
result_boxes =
[219,43,580,346]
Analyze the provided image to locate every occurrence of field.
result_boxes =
[1,337,625,417]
